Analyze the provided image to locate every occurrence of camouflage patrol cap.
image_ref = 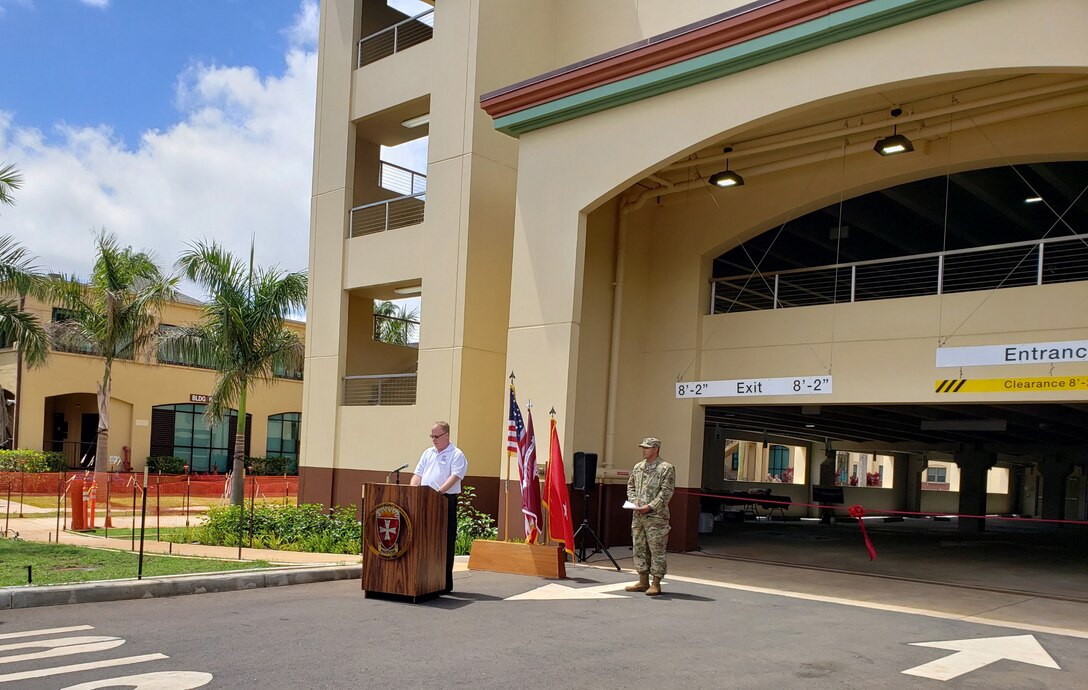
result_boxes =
[638,437,662,449]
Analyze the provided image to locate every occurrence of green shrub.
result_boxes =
[147,456,187,474]
[0,450,62,472]
[174,503,361,554]
[245,456,294,476]
[456,485,497,555]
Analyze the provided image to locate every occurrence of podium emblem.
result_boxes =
[366,502,413,560]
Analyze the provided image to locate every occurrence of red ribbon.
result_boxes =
[848,504,877,560]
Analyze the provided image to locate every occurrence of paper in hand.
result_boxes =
[622,500,638,509]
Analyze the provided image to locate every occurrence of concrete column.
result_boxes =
[955,450,996,532]
[701,427,727,490]
[903,454,926,513]
[1038,457,1074,521]
[817,445,837,523]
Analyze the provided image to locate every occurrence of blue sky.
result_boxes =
[0,1,303,147]
[0,0,427,302]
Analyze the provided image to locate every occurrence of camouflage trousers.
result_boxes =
[631,514,670,577]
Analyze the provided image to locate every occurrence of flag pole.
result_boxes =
[542,406,556,549]
[504,372,514,542]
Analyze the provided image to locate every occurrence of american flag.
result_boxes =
[507,383,542,543]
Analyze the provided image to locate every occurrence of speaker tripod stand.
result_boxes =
[573,490,620,571]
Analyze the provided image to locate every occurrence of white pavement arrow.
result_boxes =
[505,582,631,601]
[902,634,1060,681]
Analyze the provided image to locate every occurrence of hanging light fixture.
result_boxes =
[873,107,914,156]
[708,148,745,187]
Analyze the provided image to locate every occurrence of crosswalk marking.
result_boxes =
[0,626,95,641]
[0,638,126,665]
[0,653,169,683]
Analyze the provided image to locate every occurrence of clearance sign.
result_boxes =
[935,376,1088,394]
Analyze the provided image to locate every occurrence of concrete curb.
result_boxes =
[0,564,361,610]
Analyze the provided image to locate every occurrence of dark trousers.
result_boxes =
[444,493,457,593]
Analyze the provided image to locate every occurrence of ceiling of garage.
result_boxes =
[705,402,1088,456]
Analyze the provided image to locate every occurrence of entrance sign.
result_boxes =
[676,376,832,398]
[935,376,1088,393]
[936,340,1088,367]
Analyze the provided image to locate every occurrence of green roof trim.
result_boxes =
[494,0,982,137]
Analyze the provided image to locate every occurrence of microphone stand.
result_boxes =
[386,463,409,485]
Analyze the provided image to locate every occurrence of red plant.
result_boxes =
[866,471,882,487]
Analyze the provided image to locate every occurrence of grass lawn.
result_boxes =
[0,538,271,587]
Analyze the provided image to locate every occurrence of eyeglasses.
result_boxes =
[430,432,448,439]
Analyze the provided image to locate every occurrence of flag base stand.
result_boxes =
[467,540,566,579]
[574,491,620,571]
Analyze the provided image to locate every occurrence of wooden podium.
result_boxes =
[361,483,448,602]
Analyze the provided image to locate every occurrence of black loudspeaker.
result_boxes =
[573,452,598,492]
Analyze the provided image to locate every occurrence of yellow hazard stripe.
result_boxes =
[935,376,1088,393]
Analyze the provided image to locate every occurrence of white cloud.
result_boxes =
[79,0,109,8]
[0,1,319,301]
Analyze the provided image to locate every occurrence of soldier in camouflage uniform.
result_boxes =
[625,437,676,596]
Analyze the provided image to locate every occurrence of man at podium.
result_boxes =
[410,420,468,593]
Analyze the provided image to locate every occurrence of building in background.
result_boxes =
[0,294,304,472]
[305,0,1088,544]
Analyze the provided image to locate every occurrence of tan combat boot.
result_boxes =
[625,573,649,592]
[645,576,662,596]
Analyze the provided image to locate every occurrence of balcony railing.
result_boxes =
[357,8,435,68]
[350,193,426,237]
[373,313,420,345]
[711,233,1088,314]
[380,161,427,196]
[343,373,417,406]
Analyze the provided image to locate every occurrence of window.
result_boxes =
[156,324,214,369]
[926,467,947,483]
[266,412,301,472]
[150,403,250,473]
[836,451,850,485]
[50,308,96,355]
[768,445,789,479]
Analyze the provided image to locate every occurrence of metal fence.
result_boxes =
[711,233,1088,314]
[343,373,417,406]
[349,193,426,237]
[357,8,435,67]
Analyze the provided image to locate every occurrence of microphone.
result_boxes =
[387,463,410,485]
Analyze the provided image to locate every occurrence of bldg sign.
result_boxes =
[936,340,1088,368]
[189,394,212,403]
[676,376,832,399]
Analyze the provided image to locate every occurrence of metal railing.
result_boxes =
[350,193,426,237]
[49,440,97,470]
[373,313,420,345]
[380,161,427,196]
[711,233,1088,314]
[357,8,435,67]
[343,373,417,406]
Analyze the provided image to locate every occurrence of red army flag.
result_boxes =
[544,415,576,559]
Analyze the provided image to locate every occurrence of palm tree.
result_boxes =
[0,236,50,368]
[0,163,21,208]
[160,240,306,506]
[50,230,178,476]
[373,300,419,345]
[0,165,50,368]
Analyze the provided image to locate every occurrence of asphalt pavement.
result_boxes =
[1,563,1086,689]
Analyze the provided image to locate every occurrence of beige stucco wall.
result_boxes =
[15,295,303,469]
[504,0,1088,487]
